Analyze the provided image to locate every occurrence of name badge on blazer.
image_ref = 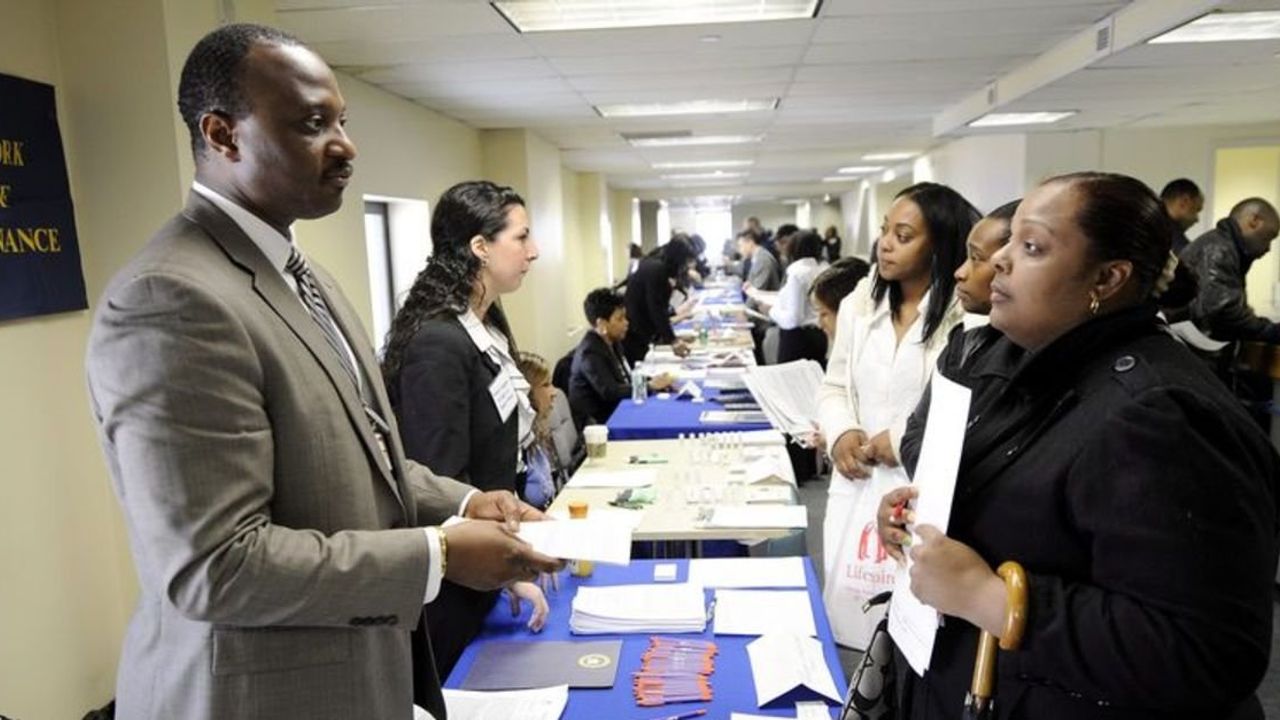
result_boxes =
[489,372,518,423]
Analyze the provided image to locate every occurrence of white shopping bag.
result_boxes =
[822,464,907,650]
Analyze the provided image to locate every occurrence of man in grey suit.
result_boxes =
[85,24,561,720]
[739,229,781,294]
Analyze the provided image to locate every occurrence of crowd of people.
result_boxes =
[86,22,1280,720]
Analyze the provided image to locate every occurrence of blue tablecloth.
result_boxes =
[606,386,771,440]
[445,558,847,719]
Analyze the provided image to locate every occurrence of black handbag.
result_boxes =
[839,591,896,720]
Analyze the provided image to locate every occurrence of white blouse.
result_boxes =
[817,271,964,460]
[769,257,827,330]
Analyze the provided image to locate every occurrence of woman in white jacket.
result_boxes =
[817,182,978,649]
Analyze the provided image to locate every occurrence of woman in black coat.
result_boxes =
[622,239,695,364]
[382,181,550,691]
[880,172,1279,720]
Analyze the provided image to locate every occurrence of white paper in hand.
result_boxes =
[887,373,972,675]
[517,519,632,565]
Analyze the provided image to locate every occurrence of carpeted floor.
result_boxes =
[796,475,1280,718]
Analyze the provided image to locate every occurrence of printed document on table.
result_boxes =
[714,589,817,637]
[517,519,632,565]
[888,373,973,676]
[565,468,656,489]
[746,633,841,706]
[688,557,806,588]
[441,685,568,720]
[707,505,807,529]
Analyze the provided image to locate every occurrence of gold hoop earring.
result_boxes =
[1088,292,1100,316]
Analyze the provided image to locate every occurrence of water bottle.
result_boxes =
[631,370,646,404]
[698,320,709,347]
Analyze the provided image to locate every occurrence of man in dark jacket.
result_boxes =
[1160,178,1204,254]
[569,288,673,427]
[1180,197,1280,343]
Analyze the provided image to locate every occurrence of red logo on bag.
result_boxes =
[857,521,888,563]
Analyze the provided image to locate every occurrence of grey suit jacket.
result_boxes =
[86,192,473,720]
[746,248,781,292]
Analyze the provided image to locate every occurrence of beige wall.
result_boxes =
[1214,145,1280,313]
[608,188,636,281]
[731,202,796,237]
[1025,121,1280,239]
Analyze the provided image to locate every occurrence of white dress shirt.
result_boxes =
[769,257,827,330]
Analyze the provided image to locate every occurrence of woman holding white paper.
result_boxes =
[816,182,976,649]
[880,173,1278,719]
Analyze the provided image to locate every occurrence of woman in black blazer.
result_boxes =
[879,173,1279,720]
[570,288,673,427]
[382,181,549,690]
[622,239,696,364]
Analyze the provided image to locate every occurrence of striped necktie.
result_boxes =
[285,247,360,392]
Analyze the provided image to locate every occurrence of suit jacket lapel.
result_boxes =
[313,268,413,518]
[182,192,405,515]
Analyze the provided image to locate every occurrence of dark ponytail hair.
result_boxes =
[1048,172,1198,309]
[381,180,525,405]
[872,182,979,342]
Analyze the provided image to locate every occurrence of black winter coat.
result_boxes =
[897,305,1279,720]
[1180,218,1280,343]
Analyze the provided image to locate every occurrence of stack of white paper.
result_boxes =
[688,557,806,589]
[441,685,568,720]
[713,589,817,636]
[517,519,632,566]
[707,505,808,529]
[570,583,707,635]
[742,361,825,435]
[735,456,791,485]
[565,468,656,489]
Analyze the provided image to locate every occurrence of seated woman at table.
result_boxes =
[816,182,977,649]
[570,288,674,428]
[880,172,1279,720]
[381,180,550,683]
[623,239,696,364]
[516,351,581,514]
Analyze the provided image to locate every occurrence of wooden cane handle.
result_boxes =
[997,561,1028,651]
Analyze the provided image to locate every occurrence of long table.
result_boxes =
[607,386,773,440]
[444,558,847,719]
[549,438,798,543]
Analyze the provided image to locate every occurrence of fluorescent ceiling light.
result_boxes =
[837,165,884,174]
[596,98,778,118]
[822,176,859,183]
[880,169,897,183]
[652,160,755,170]
[968,111,1076,128]
[862,151,917,161]
[628,134,764,148]
[661,171,748,181]
[1149,11,1280,44]
[492,0,821,33]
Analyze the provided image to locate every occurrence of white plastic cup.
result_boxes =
[584,424,609,459]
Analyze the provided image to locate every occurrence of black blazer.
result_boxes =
[569,331,632,427]
[391,314,519,682]
[623,256,676,363]
[393,314,518,492]
[897,306,1279,720]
